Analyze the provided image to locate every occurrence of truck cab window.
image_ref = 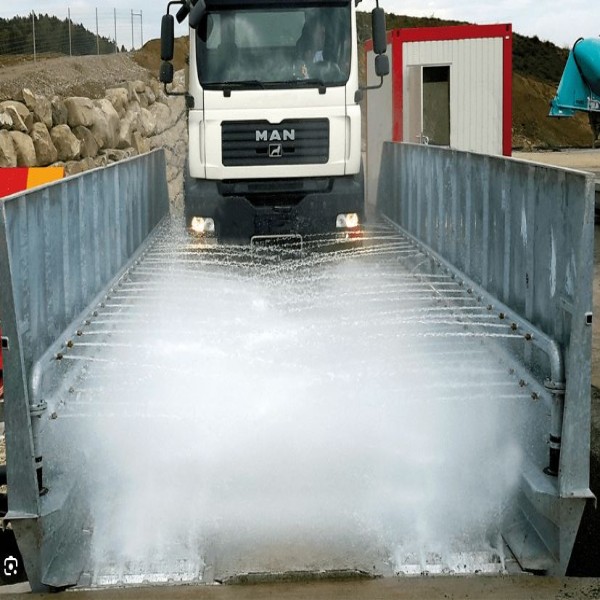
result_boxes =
[196,3,351,89]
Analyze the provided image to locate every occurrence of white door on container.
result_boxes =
[422,65,450,146]
[405,65,451,146]
[405,65,423,144]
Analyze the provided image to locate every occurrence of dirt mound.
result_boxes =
[0,53,152,101]
[132,37,189,77]
[512,73,593,149]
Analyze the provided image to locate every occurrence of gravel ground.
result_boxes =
[0,53,152,101]
[513,149,600,177]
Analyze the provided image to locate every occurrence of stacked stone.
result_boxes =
[0,75,186,186]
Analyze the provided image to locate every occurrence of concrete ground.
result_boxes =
[2,576,600,599]
[513,149,600,178]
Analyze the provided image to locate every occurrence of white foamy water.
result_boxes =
[44,222,531,583]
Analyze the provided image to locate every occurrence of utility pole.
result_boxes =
[114,8,117,53]
[68,8,72,56]
[96,8,99,55]
[131,10,143,50]
[31,11,36,62]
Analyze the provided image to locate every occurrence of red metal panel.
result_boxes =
[502,24,513,156]
[395,23,512,43]
[392,31,403,142]
[0,326,3,398]
[0,168,29,198]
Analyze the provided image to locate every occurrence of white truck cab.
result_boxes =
[160,0,388,242]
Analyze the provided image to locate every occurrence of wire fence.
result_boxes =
[0,8,147,58]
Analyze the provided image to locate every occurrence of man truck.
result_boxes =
[159,0,389,242]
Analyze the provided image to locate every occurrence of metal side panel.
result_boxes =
[378,143,594,353]
[376,142,595,575]
[0,150,169,591]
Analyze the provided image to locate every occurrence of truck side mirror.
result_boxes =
[161,14,174,61]
[375,54,389,78]
[189,0,206,30]
[160,61,174,85]
[359,7,389,95]
[372,7,387,55]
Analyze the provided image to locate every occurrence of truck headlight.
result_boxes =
[336,213,359,229]
[190,217,215,235]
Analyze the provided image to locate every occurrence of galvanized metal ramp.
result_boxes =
[31,220,540,587]
[0,146,595,591]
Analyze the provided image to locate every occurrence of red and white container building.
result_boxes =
[365,23,513,206]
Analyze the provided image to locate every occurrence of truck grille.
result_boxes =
[221,119,329,167]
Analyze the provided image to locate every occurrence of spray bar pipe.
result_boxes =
[383,216,566,477]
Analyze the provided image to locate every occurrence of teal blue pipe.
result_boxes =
[550,38,600,117]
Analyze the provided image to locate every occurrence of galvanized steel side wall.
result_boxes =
[0,150,169,586]
[3,150,168,378]
[377,141,595,572]
[378,142,593,356]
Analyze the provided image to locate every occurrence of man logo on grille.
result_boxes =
[269,143,283,158]
[256,129,295,142]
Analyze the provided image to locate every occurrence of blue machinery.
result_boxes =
[550,37,600,117]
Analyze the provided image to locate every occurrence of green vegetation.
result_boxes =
[0,14,117,57]
[357,12,463,45]
[513,34,569,85]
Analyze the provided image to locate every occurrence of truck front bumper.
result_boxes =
[183,174,364,242]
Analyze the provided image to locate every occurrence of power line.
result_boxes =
[0,8,145,55]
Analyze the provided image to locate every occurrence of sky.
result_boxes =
[0,1,598,50]
[360,0,599,48]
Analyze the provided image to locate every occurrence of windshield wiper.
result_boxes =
[211,79,329,94]
[264,79,328,91]
[219,80,265,90]
[291,78,327,88]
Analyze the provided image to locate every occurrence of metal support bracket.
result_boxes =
[29,401,47,419]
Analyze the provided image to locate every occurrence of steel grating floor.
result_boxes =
[40,219,545,586]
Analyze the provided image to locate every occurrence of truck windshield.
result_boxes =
[196,3,352,89]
